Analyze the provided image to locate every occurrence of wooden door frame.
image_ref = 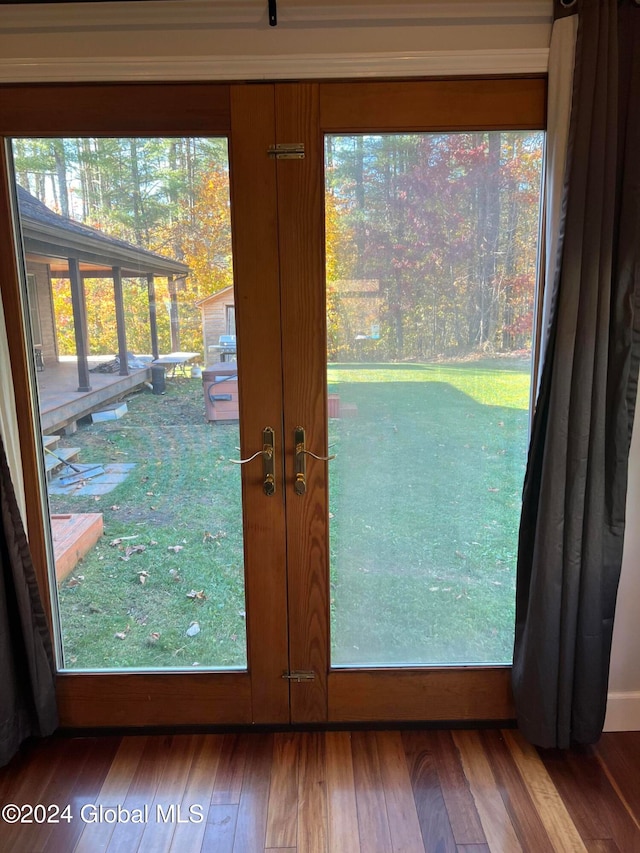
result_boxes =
[278,76,547,724]
[0,77,546,728]
[0,82,290,727]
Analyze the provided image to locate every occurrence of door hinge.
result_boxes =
[282,670,315,682]
[268,143,305,160]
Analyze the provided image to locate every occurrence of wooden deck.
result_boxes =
[35,358,151,433]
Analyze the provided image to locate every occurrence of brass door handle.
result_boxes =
[230,427,276,496]
[294,426,335,496]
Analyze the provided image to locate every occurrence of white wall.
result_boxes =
[0,0,551,80]
[1,0,638,729]
[605,416,640,730]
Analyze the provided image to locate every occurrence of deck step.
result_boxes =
[44,446,81,478]
[43,434,60,451]
[51,513,104,582]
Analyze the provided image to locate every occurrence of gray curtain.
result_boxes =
[0,434,57,766]
[513,0,640,749]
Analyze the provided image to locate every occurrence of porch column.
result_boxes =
[68,256,91,392]
[168,274,180,352]
[147,273,160,360]
[112,266,129,376]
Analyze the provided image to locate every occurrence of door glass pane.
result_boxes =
[10,137,246,671]
[325,132,544,666]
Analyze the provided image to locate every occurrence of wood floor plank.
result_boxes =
[104,735,172,853]
[15,737,93,853]
[297,732,328,853]
[431,730,486,846]
[375,731,424,853]
[325,732,360,853]
[594,733,640,827]
[402,730,456,853]
[265,733,300,849]
[503,730,588,853]
[0,738,42,803]
[168,735,225,853]
[136,734,199,853]
[74,736,148,853]
[201,804,238,853]
[232,734,273,853]
[351,731,393,853]
[479,730,554,853]
[2,730,640,853]
[452,730,522,853]
[2,738,86,853]
[539,742,640,852]
[211,734,250,806]
[0,739,64,853]
[42,736,120,853]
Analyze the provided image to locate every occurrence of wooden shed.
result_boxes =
[196,286,236,364]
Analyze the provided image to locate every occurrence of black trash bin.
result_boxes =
[151,364,166,395]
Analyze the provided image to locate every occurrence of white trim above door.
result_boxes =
[0,49,549,84]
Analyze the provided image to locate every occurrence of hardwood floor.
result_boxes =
[0,729,639,852]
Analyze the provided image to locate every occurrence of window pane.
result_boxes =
[325,132,544,666]
[11,136,246,671]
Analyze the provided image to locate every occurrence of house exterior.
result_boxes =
[17,185,189,392]
[196,285,235,363]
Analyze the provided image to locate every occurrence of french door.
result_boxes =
[0,78,545,727]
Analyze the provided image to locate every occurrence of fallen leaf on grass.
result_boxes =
[186,589,207,601]
[120,544,146,561]
[138,571,150,585]
[147,632,161,645]
[66,576,82,588]
[488,487,500,493]
[203,530,226,544]
[114,625,130,640]
[89,604,101,613]
[168,545,184,553]
[168,569,182,582]
[109,505,120,511]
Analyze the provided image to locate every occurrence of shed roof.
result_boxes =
[195,285,235,308]
[17,186,190,279]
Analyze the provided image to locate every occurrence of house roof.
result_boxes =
[195,285,235,307]
[17,185,190,279]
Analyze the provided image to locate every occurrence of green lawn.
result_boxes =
[51,358,530,670]
[53,381,247,670]
[327,359,530,666]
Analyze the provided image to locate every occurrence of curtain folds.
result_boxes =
[537,13,578,370]
[0,432,57,767]
[0,297,26,526]
[513,0,640,748]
